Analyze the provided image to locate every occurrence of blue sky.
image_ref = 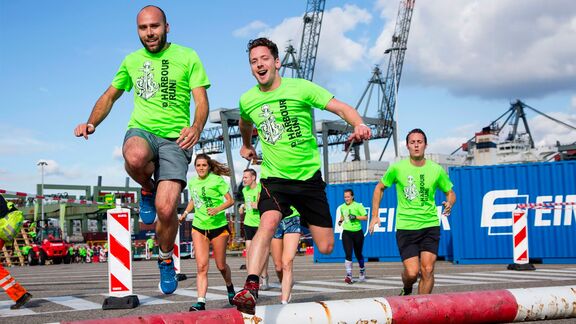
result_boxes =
[1,0,576,196]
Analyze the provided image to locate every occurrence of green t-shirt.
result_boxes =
[111,43,210,138]
[188,173,230,230]
[242,183,261,227]
[338,201,367,232]
[381,159,453,230]
[146,238,154,249]
[239,78,333,180]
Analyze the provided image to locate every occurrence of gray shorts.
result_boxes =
[123,128,193,185]
[273,216,301,239]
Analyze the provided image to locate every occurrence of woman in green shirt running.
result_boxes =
[337,189,368,284]
[184,153,235,311]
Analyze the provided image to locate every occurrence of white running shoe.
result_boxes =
[260,276,269,290]
[359,270,366,282]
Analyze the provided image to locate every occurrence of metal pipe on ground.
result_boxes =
[63,308,244,324]
[64,285,576,324]
[245,285,576,323]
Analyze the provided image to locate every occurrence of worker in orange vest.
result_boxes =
[0,194,32,309]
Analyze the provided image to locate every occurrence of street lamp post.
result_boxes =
[37,161,48,225]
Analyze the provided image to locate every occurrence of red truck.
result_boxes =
[27,227,72,265]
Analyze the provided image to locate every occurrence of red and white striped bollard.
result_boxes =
[102,199,139,309]
[508,208,535,271]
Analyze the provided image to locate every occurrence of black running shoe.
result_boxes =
[11,292,32,310]
[399,288,412,296]
[189,302,206,311]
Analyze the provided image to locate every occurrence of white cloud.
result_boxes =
[113,146,123,160]
[255,16,303,54]
[315,5,372,72]
[37,159,73,177]
[371,0,576,99]
[571,95,576,110]
[529,112,576,146]
[427,136,469,155]
[233,20,269,38]
[0,125,65,156]
[240,4,371,76]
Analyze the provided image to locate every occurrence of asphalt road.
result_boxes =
[1,255,575,323]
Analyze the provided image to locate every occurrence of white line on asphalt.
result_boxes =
[435,274,531,282]
[173,288,227,301]
[362,279,403,287]
[211,285,282,297]
[300,280,377,289]
[433,278,493,285]
[293,284,343,293]
[255,290,282,297]
[491,270,576,279]
[44,296,101,310]
[534,269,576,275]
[474,271,575,281]
[0,300,36,317]
[134,294,173,305]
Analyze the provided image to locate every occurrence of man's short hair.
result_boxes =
[139,5,167,24]
[406,128,427,144]
[247,37,279,60]
[243,168,257,178]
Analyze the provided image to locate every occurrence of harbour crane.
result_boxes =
[450,99,576,156]
[318,0,415,173]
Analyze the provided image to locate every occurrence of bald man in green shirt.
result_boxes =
[74,5,209,295]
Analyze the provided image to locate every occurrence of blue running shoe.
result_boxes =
[158,257,177,294]
[139,190,156,225]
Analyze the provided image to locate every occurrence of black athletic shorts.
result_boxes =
[259,170,332,228]
[396,226,440,261]
[192,224,230,241]
[244,225,258,241]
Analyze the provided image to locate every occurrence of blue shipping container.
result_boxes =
[450,161,576,264]
[315,182,453,263]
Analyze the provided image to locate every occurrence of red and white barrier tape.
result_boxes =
[0,188,136,207]
[517,201,576,209]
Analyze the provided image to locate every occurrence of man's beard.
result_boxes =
[140,33,167,53]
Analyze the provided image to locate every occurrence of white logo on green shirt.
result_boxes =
[259,104,283,144]
[404,175,418,201]
[136,61,159,100]
[192,188,204,209]
[245,196,253,212]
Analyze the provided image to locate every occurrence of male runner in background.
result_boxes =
[369,128,456,295]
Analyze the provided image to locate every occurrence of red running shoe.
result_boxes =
[344,275,353,284]
[232,280,259,315]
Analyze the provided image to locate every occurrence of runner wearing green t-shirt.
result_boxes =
[369,129,456,296]
[271,206,301,304]
[233,37,372,315]
[240,169,270,289]
[74,6,210,296]
[183,154,235,312]
[337,189,368,284]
